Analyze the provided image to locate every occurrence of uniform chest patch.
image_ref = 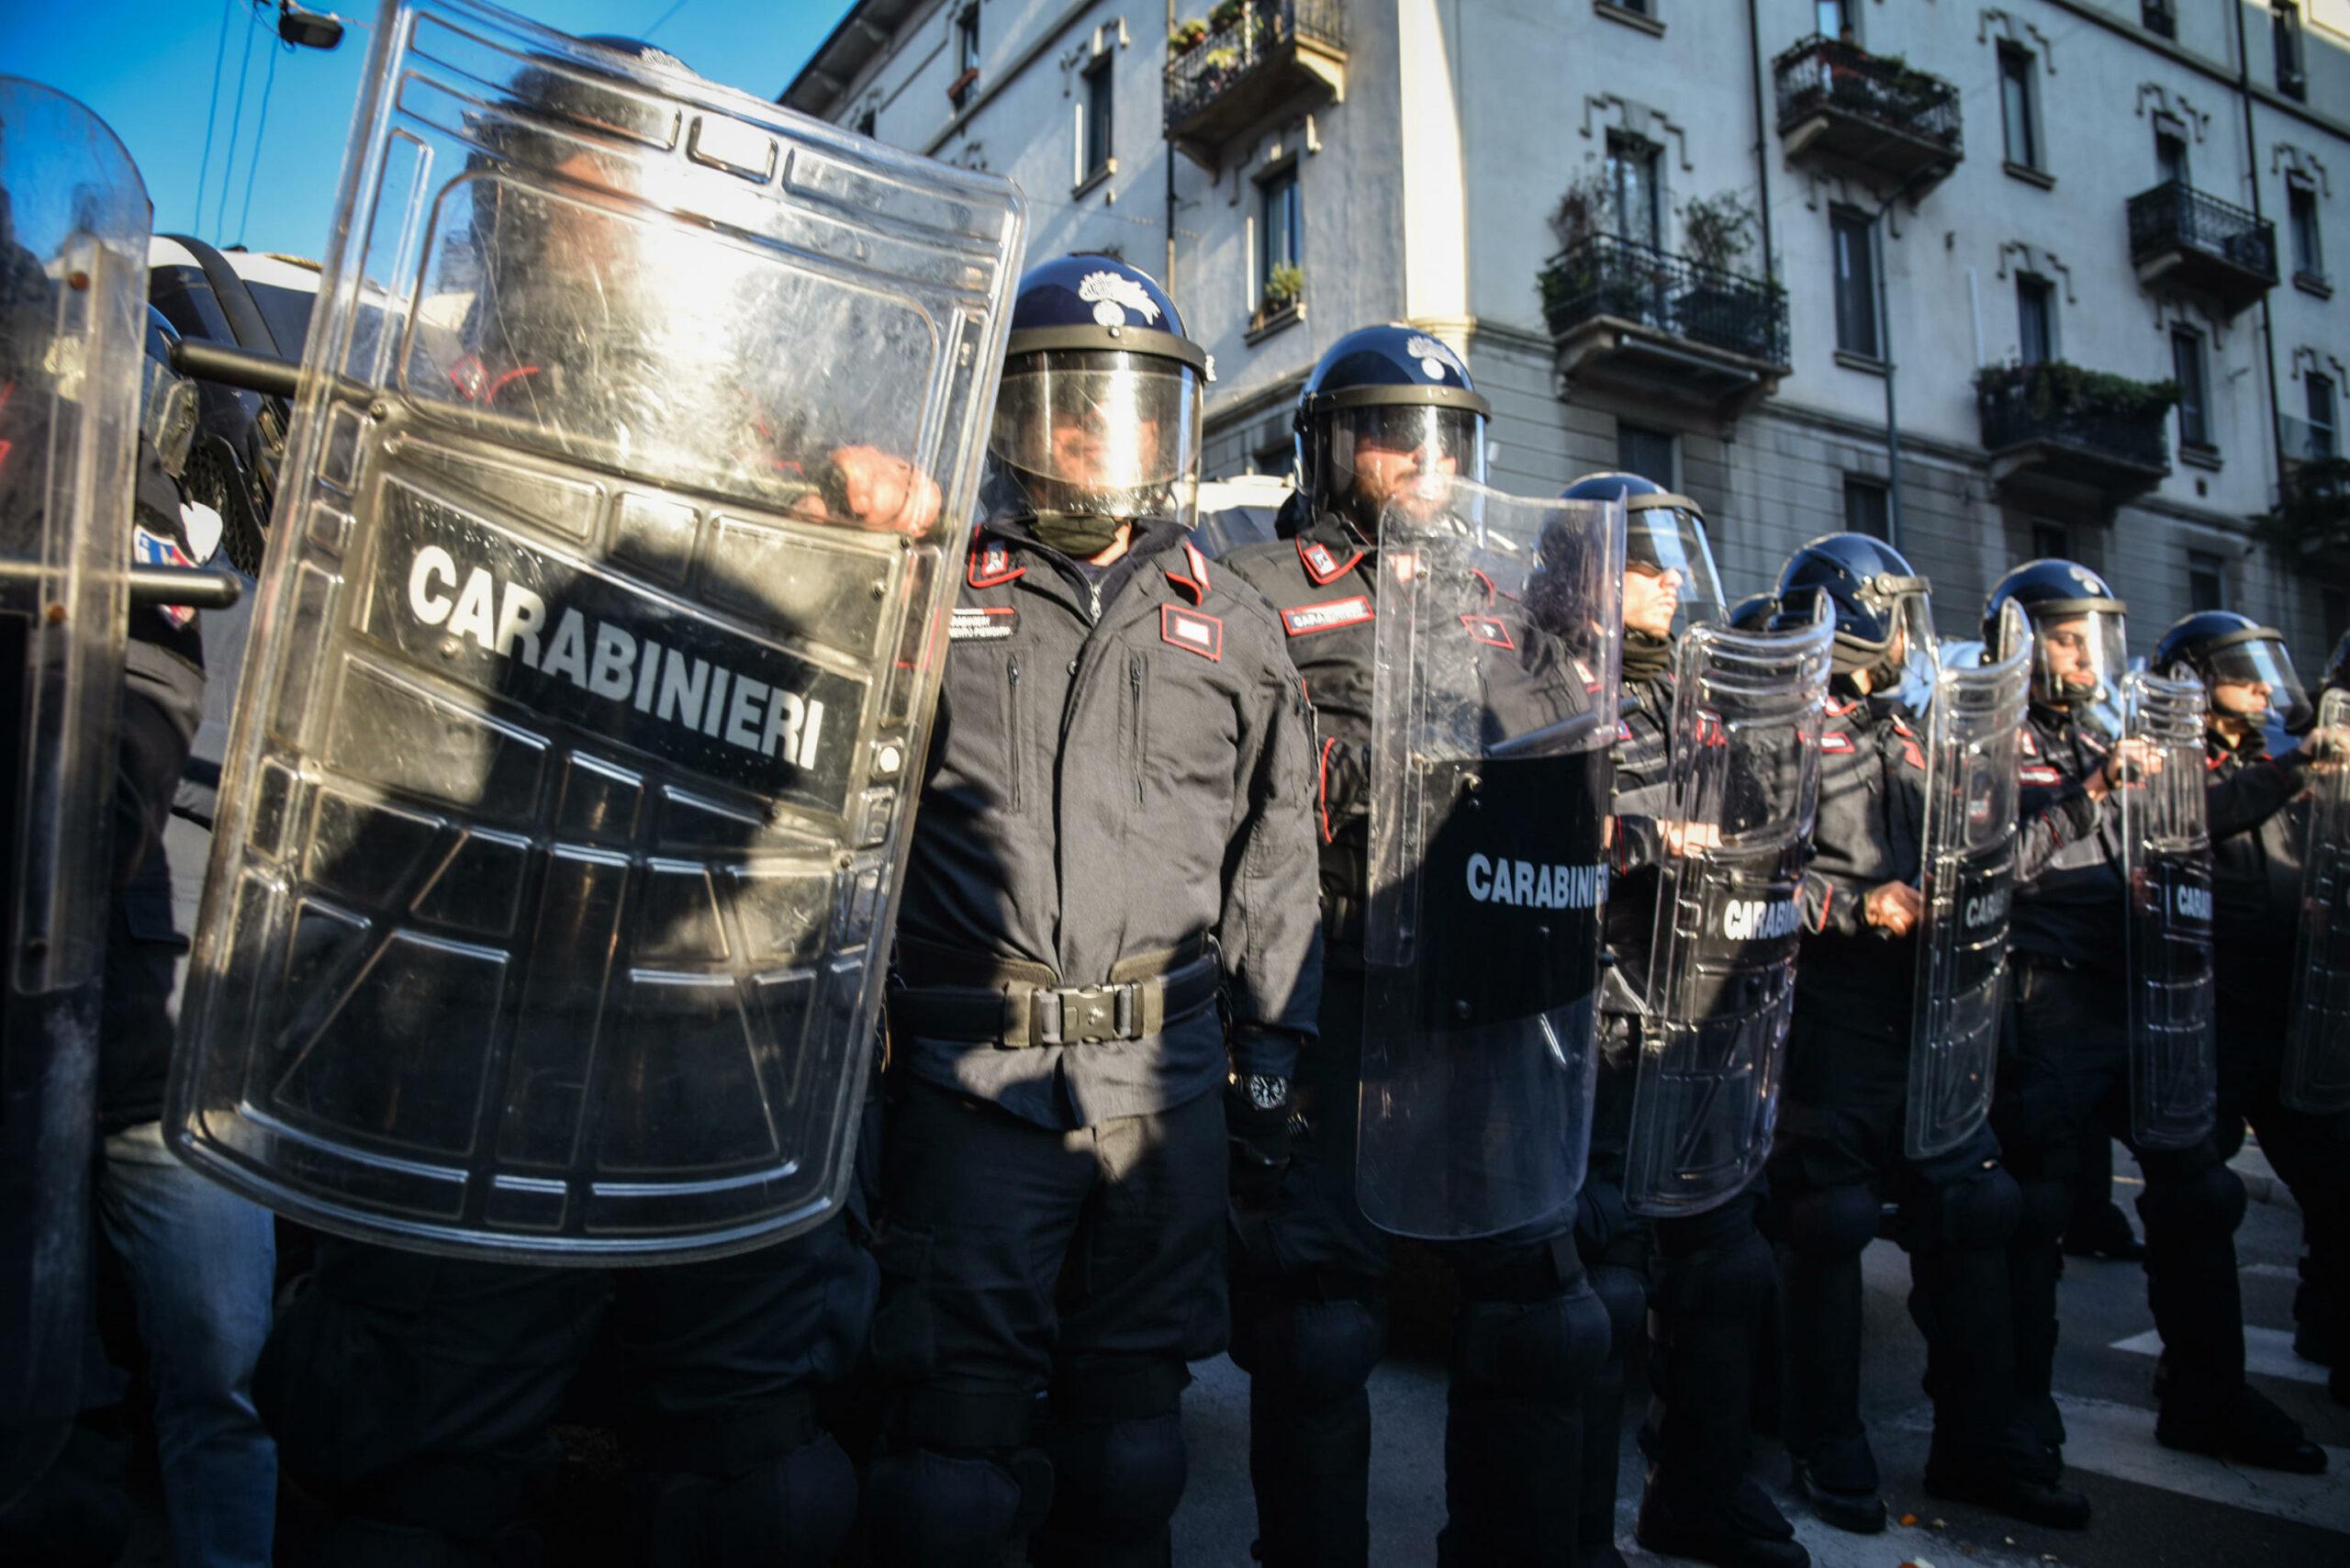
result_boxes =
[1819,732,1856,755]
[1281,595,1373,637]
[1297,537,1363,586]
[132,524,196,628]
[2021,764,2063,785]
[1161,604,1224,661]
[968,540,1024,588]
[1460,613,1514,650]
[949,605,1016,642]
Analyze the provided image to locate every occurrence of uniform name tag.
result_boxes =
[1160,604,1223,661]
[1819,732,1855,755]
[1280,596,1373,637]
[949,605,1016,642]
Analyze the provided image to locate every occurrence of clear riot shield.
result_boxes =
[1357,482,1623,1239]
[2121,671,2218,1151]
[2284,688,2350,1114]
[1624,609,1833,1217]
[167,2,1026,1263]
[0,79,146,1506]
[1905,605,2033,1159]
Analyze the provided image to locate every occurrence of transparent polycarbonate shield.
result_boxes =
[0,78,146,1507]
[1905,605,2032,1160]
[2121,672,2217,1151]
[167,2,1027,1263]
[1358,482,1624,1239]
[2284,688,2350,1115]
[1624,609,1833,1217]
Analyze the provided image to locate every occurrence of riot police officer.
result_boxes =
[1567,472,1809,1568]
[1217,325,1611,1566]
[1989,564,2325,1475]
[2154,612,2349,1407]
[859,256,1322,1568]
[1763,538,2091,1533]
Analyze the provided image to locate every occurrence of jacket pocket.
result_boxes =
[1003,653,1024,812]
[1128,652,1148,807]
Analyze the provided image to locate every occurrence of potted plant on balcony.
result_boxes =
[1170,17,1210,53]
[1210,0,1248,34]
[1253,263,1304,333]
[1537,172,1644,333]
[1975,361,2178,463]
[1675,192,1775,359]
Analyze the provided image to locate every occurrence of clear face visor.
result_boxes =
[1622,506,1725,634]
[2027,608,2130,734]
[990,350,1203,519]
[2200,637,2311,731]
[1885,590,1942,708]
[1317,403,1487,524]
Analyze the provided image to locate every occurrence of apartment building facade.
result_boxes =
[783,0,2349,655]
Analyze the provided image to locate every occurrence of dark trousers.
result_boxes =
[258,1215,875,1564]
[1229,971,1603,1567]
[1994,956,2247,1432]
[1766,1007,2021,1485]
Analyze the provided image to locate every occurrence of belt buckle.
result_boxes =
[1038,984,1129,1046]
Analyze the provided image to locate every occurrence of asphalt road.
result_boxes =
[1172,1137,2349,1567]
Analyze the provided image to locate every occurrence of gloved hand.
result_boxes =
[1226,1070,1296,1210]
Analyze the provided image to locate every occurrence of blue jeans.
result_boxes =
[91,1121,276,1568]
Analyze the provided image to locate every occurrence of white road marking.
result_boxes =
[2046,1394,2350,1534]
[2107,1326,2330,1387]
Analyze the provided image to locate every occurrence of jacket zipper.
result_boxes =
[1006,654,1024,811]
[1128,653,1147,806]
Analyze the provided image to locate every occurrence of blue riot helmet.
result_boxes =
[987,254,1206,550]
[1984,558,2128,733]
[1728,591,1778,632]
[1295,325,1488,537]
[1564,471,1725,633]
[2154,610,2313,734]
[1777,532,1936,690]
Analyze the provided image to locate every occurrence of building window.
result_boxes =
[2143,2,2177,40]
[1618,422,1676,488]
[2154,123,2189,187]
[2289,183,2325,281]
[2188,549,2228,612]
[1607,133,1662,250]
[1076,54,1113,185]
[2031,521,2070,561]
[1830,208,1879,359]
[1842,476,1890,540]
[2309,373,2339,460]
[2275,5,2307,100]
[1258,165,1303,308]
[1999,46,2041,172]
[1815,1,1852,39]
[957,5,980,75]
[2172,327,2211,452]
[2016,274,2055,365]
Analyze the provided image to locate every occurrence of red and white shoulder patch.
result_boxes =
[1161,604,1224,660]
[1280,595,1374,637]
[1819,732,1856,755]
[1296,536,1364,586]
[1165,541,1212,603]
[968,538,1024,588]
[1460,613,1515,650]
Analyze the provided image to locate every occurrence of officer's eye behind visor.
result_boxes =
[1623,508,1724,623]
[2204,638,2311,728]
[1327,405,1483,477]
[990,350,1202,492]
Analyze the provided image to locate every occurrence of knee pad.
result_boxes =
[2139,1160,2247,1242]
[1918,1164,2022,1252]
[1785,1185,1879,1262]
[1586,1262,1649,1357]
[1230,1293,1385,1409]
[1654,1222,1773,1321]
[1453,1283,1610,1406]
[2012,1174,2070,1249]
[862,1445,1046,1568]
[1040,1411,1187,1547]
[638,1433,856,1568]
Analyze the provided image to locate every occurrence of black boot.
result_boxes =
[2156,1384,2328,1474]
[1788,1455,1883,1535]
[1636,1475,1811,1567]
[1921,1460,2090,1529]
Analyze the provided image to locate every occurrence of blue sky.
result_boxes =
[4,1,855,259]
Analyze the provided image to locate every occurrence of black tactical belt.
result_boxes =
[889,935,1220,1049]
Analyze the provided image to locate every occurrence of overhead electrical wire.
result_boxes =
[234,22,284,246]
[212,1,264,244]
[193,0,237,237]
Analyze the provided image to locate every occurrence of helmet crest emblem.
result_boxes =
[1080,270,1161,329]
[1404,333,1460,380]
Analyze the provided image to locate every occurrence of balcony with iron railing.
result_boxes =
[2126,181,2278,317]
[1976,361,2174,507]
[1538,233,1789,416]
[2279,459,2350,566]
[1773,35,1964,189]
[1164,1,1347,163]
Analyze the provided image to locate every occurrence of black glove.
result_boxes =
[1225,1071,1295,1209]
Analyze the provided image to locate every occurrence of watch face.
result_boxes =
[1248,1074,1288,1111]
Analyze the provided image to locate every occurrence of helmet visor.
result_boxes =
[1623,505,1724,633]
[1318,403,1486,521]
[2027,607,2129,736]
[989,350,1203,516]
[1887,589,1942,709]
[2201,635,2311,732]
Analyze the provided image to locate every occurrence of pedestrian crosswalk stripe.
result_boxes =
[2048,1394,2350,1534]
[2107,1326,2329,1388]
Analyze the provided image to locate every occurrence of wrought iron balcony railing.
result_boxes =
[1539,233,1789,368]
[1164,1,1347,139]
[1772,35,1963,175]
[1976,362,2173,486]
[2127,181,2279,297]
[2280,457,2350,561]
